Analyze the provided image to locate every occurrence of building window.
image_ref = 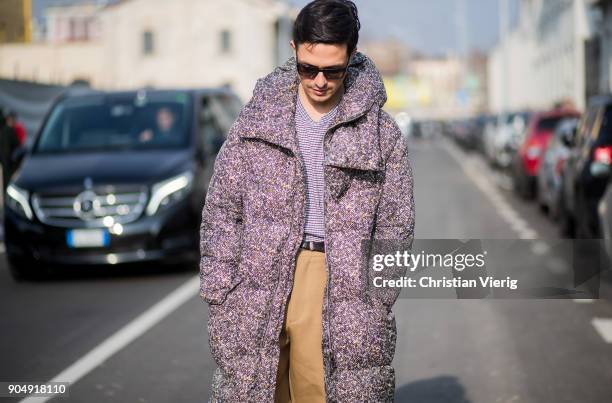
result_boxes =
[220,29,231,54]
[143,30,154,55]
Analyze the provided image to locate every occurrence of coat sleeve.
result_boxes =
[199,120,247,305]
[369,115,416,308]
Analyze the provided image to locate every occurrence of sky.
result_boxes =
[33,0,519,56]
[288,0,520,56]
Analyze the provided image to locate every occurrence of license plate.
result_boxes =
[67,229,110,248]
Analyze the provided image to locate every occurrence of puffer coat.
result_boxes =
[199,50,415,402]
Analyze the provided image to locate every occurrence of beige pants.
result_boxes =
[275,249,327,403]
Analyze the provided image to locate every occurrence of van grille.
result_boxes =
[31,186,148,228]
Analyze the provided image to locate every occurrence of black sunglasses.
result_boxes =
[296,59,349,80]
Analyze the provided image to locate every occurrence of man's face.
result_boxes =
[291,41,351,105]
[157,108,175,132]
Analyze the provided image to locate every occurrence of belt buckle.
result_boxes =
[309,241,315,251]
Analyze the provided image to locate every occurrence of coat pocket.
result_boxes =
[201,271,243,306]
[325,166,383,201]
[325,166,352,200]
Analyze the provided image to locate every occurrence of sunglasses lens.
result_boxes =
[297,64,318,79]
[324,70,345,80]
[296,62,347,80]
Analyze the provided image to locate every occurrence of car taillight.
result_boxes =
[594,146,612,165]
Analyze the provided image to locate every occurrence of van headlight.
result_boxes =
[6,183,33,220]
[145,171,194,216]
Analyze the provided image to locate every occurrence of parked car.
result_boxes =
[473,114,496,155]
[482,114,499,166]
[559,95,612,238]
[536,116,580,219]
[451,116,490,152]
[598,176,612,262]
[511,108,580,199]
[450,118,475,150]
[4,87,242,280]
[498,111,532,169]
[411,120,424,139]
[484,111,531,169]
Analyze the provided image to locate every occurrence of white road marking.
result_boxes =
[592,318,612,343]
[573,299,596,303]
[440,140,612,338]
[19,275,200,403]
[441,140,541,240]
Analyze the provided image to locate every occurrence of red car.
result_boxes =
[512,107,581,199]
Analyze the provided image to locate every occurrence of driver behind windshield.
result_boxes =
[138,106,181,144]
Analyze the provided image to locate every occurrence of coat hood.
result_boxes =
[236,51,388,171]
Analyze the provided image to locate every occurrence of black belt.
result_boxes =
[300,240,325,252]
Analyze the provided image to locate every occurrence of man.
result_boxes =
[199,1,415,402]
[138,106,180,144]
[6,110,27,146]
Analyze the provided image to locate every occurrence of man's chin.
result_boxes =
[308,91,333,102]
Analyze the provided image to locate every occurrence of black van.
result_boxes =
[4,87,242,280]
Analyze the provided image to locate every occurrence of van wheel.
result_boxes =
[7,256,41,282]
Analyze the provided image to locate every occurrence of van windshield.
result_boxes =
[34,91,192,154]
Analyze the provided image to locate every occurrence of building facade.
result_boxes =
[0,0,32,43]
[0,0,295,102]
[362,38,488,119]
[45,2,104,44]
[589,0,612,95]
[488,0,597,113]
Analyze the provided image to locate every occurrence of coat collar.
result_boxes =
[237,51,388,171]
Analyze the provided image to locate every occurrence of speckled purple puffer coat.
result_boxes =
[199,51,415,402]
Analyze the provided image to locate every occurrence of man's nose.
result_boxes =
[314,72,327,87]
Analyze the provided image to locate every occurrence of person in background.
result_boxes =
[6,110,27,146]
[138,106,180,144]
[0,108,21,193]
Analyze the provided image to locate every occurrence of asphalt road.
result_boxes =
[1,134,612,402]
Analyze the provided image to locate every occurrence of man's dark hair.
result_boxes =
[292,0,360,58]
